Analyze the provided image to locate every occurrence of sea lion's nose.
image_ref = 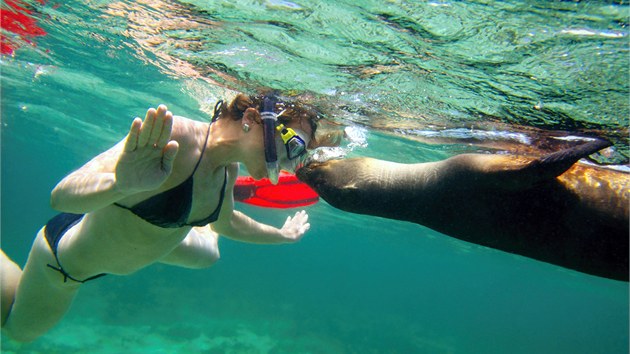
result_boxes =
[296,162,317,183]
[296,161,330,186]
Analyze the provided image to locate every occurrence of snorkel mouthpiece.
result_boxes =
[261,95,280,184]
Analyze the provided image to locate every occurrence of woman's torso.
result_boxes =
[54,117,232,276]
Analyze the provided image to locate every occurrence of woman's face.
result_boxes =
[239,104,315,180]
[247,121,312,180]
[276,125,311,173]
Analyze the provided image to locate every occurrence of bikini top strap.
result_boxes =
[191,120,213,175]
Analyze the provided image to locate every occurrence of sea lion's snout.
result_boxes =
[296,160,330,187]
[297,159,356,203]
[297,158,370,190]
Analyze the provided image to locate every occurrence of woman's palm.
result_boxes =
[115,105,179,194]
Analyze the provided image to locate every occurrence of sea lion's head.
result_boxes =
[296,157,417,219]
[296,158,381,209]
[296,160,338,194]
[297,158,370,213]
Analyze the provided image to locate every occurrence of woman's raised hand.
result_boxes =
[115,105,179,194]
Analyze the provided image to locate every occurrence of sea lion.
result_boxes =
[297,139,629,281]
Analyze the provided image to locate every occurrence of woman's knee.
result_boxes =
[194,247,220,269]
[188,228,220,268]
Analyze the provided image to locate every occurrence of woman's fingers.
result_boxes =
[136,105,172,149]
[296,210,310,233]
[161,140,179,173]
[150,105,168,147]
[123,117,142,152]
[155,108,173,149]
[294,210,308,224]
[137,107,157,147]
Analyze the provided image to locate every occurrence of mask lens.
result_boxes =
[286,135,306,159]
[277,124,307,160]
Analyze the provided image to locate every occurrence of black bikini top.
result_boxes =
[114,122,227,228]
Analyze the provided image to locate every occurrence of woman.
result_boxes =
[1,94,318,342]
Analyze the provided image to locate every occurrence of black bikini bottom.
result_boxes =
[44,213,106,283]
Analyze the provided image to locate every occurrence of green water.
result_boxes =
[1,0,628,353]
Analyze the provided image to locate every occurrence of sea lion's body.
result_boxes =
[297,139,629,281]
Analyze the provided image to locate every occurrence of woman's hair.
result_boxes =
[223,93,320,147]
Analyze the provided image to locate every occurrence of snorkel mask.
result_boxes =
[261,95,309,184]
[276,123,307,160]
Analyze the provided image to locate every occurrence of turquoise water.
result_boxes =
[1,0,628,353]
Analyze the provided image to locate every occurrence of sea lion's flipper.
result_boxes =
[528,138,612,180]
[469,138,613,190]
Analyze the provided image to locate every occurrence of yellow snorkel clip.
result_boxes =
[276,124,297,144]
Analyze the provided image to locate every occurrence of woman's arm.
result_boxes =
[50,105,179,213]
[215,209,309,244]
[50,141,127,213]
[212,164,310,244]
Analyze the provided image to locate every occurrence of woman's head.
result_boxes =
[222,94,319,147]
[220,93,321,180]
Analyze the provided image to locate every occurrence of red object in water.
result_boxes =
[234,172,319,208]
[1,0,47,55]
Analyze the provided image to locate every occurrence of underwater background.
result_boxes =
[1,0,628,353]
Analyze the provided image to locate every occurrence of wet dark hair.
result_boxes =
[222,94,320,147]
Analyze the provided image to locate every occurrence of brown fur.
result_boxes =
[298,139,629,281]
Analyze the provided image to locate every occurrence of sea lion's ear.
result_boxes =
[526,138,612,181]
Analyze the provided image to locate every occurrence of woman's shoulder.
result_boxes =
[171,115,207,139]
[171,116,213,154]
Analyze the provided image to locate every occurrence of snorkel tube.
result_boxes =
[261,95,280,185]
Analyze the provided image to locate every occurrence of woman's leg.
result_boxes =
[159,226,220,269]
[3,230,81,342]
[1,249,22,326]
